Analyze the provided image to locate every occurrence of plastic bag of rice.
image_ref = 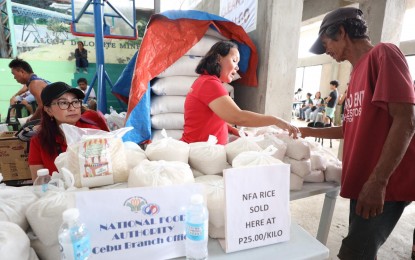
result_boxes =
[283,157,311,178]
[225,129,263,164]
[25,191,76,246]
[0,186,38,231]
[128,160,194,187]
[124,141,147,170]
[255,133,287,160]
[0,221,32,260]
[232,145,284,168]
[30,239,59,260]
[189,135,229,175]
[195,175,225,238]
[145,129,190,163]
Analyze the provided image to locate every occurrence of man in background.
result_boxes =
[9,58,49,121]
[76,77,97,110]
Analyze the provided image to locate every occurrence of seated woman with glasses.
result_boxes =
[28,82,110,180]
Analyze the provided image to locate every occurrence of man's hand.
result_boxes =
[355,177,386,219]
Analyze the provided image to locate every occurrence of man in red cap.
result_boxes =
[301,7,415,259]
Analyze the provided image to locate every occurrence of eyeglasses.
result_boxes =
[50,99,83,110]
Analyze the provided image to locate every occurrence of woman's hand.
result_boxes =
[278,120,300,138]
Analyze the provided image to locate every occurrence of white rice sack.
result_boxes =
[152,129,184,141]
[224,83,235,99]
[189,136,229,175]
[195,175,225,236]
[225,135,263,164]
[255,133,287,160]
[151,96,185,115]
[151,76,197,96]
[209,222,225,239]
[0,187,38,231]
[128,160,194,188]
[157,55,202,78]
[290,173,304,191]
[185,35,222,56]
[151,113,184,130]
[29,248,38,260]
[145,133,190,163]
[25,191,76,246]
[310,151,328,171]
[304,170,325,183]
[0,221,31,260]
[30,239,59,260]
[233,146,284,168]
[123,141,147,170]
[285,138,311,160]
[283,157,311,178]
[325,161,342,184]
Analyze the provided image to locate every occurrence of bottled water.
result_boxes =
[109,106,115,114]
[33,169,51,196]
[185,194,209,260]
[58,208,91,260]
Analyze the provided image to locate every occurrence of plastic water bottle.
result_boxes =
[185,194,209,260]
[58,208,91,260]
[109,106,115,114]
[33,169,51,196]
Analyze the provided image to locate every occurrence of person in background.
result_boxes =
[75,41,88,74]
[301,7,415,259]
[28,82,109,180]
[181,41,299,145]
[298,92,313,120]
[9,58,50,122]
[324,80,339,122]
[307,91,324,123]
[337,84,348,122]
[9,84,35,115]
[76,77,97,110]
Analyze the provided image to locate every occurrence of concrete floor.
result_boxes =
[290,118,415,259]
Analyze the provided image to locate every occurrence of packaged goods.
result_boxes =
[284,138,311,161]
[158,55,202,78]
[30,239,60,260]
[58,124,131,188]
[189,136,229,175]
[185,194,209,260]
[283,157,311,178]
[26,191,76,246]
[304,170,325,183]
[128,159,194,188]
[150,95,186,115]
[152,129,183,141]
[325,162,342,184]
[195,175,225,238]
[0,186,37,231]
[145,132,190,163]
[151,76,198,96]
[290,173,304,191]
[255,133,287,160]
[151,113,184,130]
[0,221,32,260]
[224,133,263,164]
[232,146,283,168]
[123,141,147,170]
[310,152,328,171]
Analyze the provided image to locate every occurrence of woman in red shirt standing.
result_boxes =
[181,41,299,145]
[28,82,109,180]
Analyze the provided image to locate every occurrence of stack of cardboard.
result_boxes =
[0,132,31,181]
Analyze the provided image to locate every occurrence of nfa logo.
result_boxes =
[123,196,160,216]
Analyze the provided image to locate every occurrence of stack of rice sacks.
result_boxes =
[150,29,234,141]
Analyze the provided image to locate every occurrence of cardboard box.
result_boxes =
[0,131,31,181]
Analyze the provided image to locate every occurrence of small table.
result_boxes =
[203,223,328,260]
[290,182,340,245]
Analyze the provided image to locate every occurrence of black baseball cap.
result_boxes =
[309,7,364,54]
[41,81,85,106]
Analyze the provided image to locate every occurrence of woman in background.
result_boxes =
[181,41,299,145]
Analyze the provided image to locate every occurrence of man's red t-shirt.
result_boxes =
[28,110,109,174]
[181,74,229,145]
[342,43,415,201]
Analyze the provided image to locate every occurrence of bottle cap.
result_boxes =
[190,194,204,205]
[62,208,80,222]
[37,169,49,177]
